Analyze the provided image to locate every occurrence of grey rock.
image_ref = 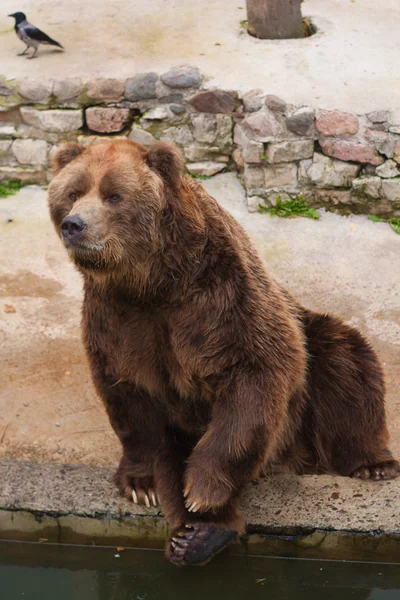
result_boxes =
[376,160,399,179]
[16,78,53,102]
[169,104,186,115]
[248,191,291,213]
[190,114,232,148]
[142,106,170,120]
[243,165,265,189]
[129,125,156,147]
[265,140,314,163]
[232,148,244,168]
[287,107,315,136]
[11,139,48,167]
[54,79,82,102]
[161,66,201,89]
[247,195,265,213]
[160,125,194,146]
[20,108,83,133]
[389,126,400,135]
[243,110,283,141]
[306,153,360,188]
[125,73,158,101]
[315,189,352,205]
[265,190,292,206]
[388,110,400,126]
[0,166,47,184]
[242,142,264,164]
[159,94,184,104]
[0,125,17,138]
[77,135,127,146]
[265,95,287,113]
[394,141,400,164]
[363,164,377,176]
[0,77,13,96]
[15,125,59,144]
[184,146,229,162]
[242,89,264,113]
[367,110,389,125]
[352,176,382,199]
[382,179,400,202]
[186,162,224,177]
[298,158,313,184]
[0,141,12,164]
[369,132,395,159]
[234,124,263,163]
[264,163,298,188]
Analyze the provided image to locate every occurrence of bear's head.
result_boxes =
[47,139,184,275]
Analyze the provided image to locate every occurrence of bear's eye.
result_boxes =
[69,192,79,202]
[107,194,121,204]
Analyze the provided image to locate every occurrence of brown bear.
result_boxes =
[48,139,399,567]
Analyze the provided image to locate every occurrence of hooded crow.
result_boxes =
[8,12,64,59]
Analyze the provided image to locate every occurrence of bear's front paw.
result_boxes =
[114,459,157,508]
[183,464,233,513]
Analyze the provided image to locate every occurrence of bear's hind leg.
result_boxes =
[302,310,399,481]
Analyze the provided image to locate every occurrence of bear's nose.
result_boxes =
[61,215,87,239]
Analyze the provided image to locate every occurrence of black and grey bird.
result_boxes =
[8,12,63,59]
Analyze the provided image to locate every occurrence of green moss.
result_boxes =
[390,217,400,234]
[0,77,20,108]
[77,88,91,108]
[259,152,266,161]
[368,215,386,223]
[368,214,400,235]
[142,121,169,137]
[0,181,23,197]
[240,20,249,31]
[258,194,321,220]
[187,172,212,181]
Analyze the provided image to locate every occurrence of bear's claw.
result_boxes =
[166,524,236,567]
[351,460,400,481]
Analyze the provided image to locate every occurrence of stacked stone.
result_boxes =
[234,92,400,215]
[0,70,400,215]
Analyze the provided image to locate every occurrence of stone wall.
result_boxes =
[1,67,400,216]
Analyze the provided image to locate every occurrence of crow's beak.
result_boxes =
[8,14,16,17]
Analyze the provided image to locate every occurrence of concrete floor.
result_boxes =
[1,0,400,112]
[1,174,399,473]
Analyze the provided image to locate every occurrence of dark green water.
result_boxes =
[1,541,399,600]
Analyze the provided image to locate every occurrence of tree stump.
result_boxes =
[246,0,305,40]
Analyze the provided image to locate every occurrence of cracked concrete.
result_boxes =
[1,174,400,544]
[1,0,400,111]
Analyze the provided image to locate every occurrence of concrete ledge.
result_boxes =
[1,459,400,562]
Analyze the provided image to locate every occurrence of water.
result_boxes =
[1,540,399,600]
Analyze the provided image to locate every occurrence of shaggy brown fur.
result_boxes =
[48,139,399,566]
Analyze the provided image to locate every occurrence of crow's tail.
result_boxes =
[47,37,63,49]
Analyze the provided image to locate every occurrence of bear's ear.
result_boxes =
[147,141,183,188]
[52,143,84,174]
